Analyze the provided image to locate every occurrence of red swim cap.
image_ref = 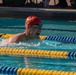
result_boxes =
[26,16,42,29]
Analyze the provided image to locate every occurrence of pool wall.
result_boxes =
[0,7,76,20]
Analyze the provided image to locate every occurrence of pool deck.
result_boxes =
[0,7,76,20]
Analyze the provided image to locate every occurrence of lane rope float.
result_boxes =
[0,66,76,75]
[0,33,76,43]
[0,48,76,60]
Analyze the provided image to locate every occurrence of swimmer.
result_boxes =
[1,15,42,46]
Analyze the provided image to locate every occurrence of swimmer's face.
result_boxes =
[29,26,42,38]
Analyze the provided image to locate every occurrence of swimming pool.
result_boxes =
[0,18,76,75]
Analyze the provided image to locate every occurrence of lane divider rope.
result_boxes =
[0,33,76,43]
[0,48,76,59]
[45,36,76,43]
[0,66,76,75]
[0,33,47,40]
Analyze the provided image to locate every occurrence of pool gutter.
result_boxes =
[0,7,76,20]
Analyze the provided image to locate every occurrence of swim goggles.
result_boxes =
[34,23,42,28]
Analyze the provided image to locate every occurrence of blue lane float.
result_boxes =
[68,52,76,60]
[45,36,76,43]
[5,67,11,74]
[0,66,18,75]
[9,67,16,74]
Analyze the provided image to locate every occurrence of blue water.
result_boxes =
[0,18,76,37]
[1,38,76,51]
[0,18,76,72]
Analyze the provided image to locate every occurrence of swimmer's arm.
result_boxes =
[0,33,24,46]
[7,33,22,43]
[7,33,25,44]
[1,33,22,46]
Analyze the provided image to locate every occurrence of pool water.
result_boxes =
[1,38,76,51]
[0,18,76,37]
[0,18,76,73]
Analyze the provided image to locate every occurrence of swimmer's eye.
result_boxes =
[34,24,42,28]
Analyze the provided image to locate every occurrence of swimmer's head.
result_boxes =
[25,15,42,30]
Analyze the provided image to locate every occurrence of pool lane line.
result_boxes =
[0,33,76,43]
[0,66,76,75]
[0,47,76,60]
[0,33,47,40]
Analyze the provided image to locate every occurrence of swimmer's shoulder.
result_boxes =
[9,33,26,43]
[11,33,25,38]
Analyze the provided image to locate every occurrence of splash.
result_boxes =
[0,38,65,50]
[0,39,8,47]
[0,39,41,49]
